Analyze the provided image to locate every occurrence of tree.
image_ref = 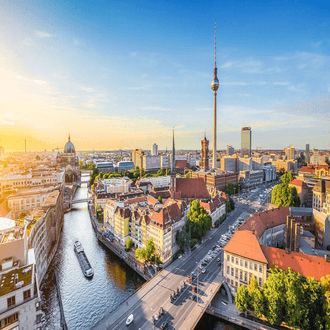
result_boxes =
[126,238,133,251]
[145,238,156,261]
[229,197,235,210]
[184,170,192,178]
[280,171,295,185]
[263,268,286,325]
[135,248,146,261]
[235,285,250,313]
[248,276,264,317]
[186,200,212,240]
[157,196,163,204]
[96,205,104,220]
[271,183,300,207]
[279,168,286,176]
[176,229,191,251]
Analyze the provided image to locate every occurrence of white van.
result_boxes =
[126,314,134,326]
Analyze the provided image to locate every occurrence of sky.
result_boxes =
[0,0,330,152]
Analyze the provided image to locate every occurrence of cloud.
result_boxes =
[312,41,322,47]
[128,85,150,91]
[220,61,234,69]
[273,81,303,92]
[33,80,47,85]
[130,52,137,57]
[35,31,53,38]
[80,86,95,93]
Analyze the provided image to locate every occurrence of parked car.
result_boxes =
[159,307,164,315]
[160,321,168,330]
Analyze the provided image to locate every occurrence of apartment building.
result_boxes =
[0,219,41,330]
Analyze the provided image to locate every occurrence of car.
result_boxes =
[160,321,168,330]
[191,294,197,301]
[201,269,206,274]
[217,258,221,262]
[159,307,164,315]
[126,314,134,326]
[178,254,182,259]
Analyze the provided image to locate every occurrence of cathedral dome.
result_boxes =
[64,135,76,154]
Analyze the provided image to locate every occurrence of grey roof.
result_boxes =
[289,207,313,217]
[64,141,75,154]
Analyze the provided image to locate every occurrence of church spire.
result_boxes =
[68,133,71,142]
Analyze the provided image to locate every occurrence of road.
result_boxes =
[106,196,259,330]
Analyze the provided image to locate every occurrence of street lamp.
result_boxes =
[196,268,199,305]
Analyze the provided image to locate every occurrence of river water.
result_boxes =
[40,174,242,330]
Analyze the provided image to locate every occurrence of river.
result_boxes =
[40,174,242,330]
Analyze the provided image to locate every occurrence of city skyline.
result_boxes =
[1,1,330,152]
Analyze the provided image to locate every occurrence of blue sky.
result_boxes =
[0,0,329,151]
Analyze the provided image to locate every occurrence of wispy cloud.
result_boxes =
[219,81,247,86]
[312,41,322,47]
[33,79,47,85]
[80,86,95,93]
[35,31,53,38]
[273,81,303,92]
[128,85,150,91]
[130,52,137,57]
[22,38,34,46]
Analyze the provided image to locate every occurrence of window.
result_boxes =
[227,266,230,275]
[36,314,42,324]
[249,262,252,270]
[231,256,234,263]
[240,259,243,266]
[245,261,248,268]
[254,263,257,271]
[1,313,18,328]
[227,254,230,261]
[259,265,263,272]
[231,267,234,276]
[240,270,243,281]
[259,277,262,286]
[7,296,15,309]
[236,258,238,265]
[244,273,247,283]
[24,289,31,301]
[235,281,238,287]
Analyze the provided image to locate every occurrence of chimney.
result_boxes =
[286,248,291,254]
[322,180,326,194]
[252,229,255,235]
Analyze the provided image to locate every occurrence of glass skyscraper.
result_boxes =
[241,127,252,157]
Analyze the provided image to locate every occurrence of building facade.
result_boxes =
[241,127,252,158]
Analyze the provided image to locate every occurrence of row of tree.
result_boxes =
[89,165,178,187]
[271,172,300,207]
[225,182,242,195]
[226,197,235,213]
[236,267,330,329]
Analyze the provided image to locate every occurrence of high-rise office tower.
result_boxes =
[152,143,158,156]
[241,127,252,157]
[200,133,209,172]
[211,20,219,169]
[305,144,310,163]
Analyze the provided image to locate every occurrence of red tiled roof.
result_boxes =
[261,246,330,281]
[175,178,210,199]
[299,166,315,174]
[289,179,305,187]
[224,230,268,263]
[239,207,290,239]
[147,195,159,206]
[200,194,225,213]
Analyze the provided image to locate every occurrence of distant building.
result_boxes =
[306,144,310,163]
[286,145,295,160]
[0,146,5,158]
[226,145,234,156]
[200,135,209,172]
[152,143,158,156]
[221,156,237,172]
[191,171,239,191]
[241,127,251,158]
[96,162,114,173]
[117,161,135,173]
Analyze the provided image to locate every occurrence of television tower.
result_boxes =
[211,20,219,169]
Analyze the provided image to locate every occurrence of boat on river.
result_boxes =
[74,240,94,278]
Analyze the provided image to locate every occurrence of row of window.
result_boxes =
[227,254,263,273]
[7,289,31,310]
[227,267,263,286]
